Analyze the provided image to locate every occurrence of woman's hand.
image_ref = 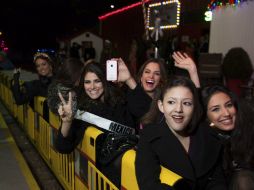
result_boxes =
[172,52,197,73]
[58,91,73,123]
[172,51,200,88]
[117,58,137,89]
[117,58,132,82]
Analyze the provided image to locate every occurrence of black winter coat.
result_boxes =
[135,120,227,190]
[127,84,152,125]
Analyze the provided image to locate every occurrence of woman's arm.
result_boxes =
[55,119,86,154]
[55,91,85,154]
[11,70,30,105]
[172,51,200,88]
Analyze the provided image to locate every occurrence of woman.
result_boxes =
[201,85,254,189]
[136,76,226,190]
[201,85,238,133]
[117,51,200,128]
[11,52,54,105]
[229,99,254,190]
[55,61,136,187]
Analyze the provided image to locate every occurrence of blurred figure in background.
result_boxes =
[0,51,14,70]
[11,52,54,105]
[70,42,81,59]
[82,41,96,62]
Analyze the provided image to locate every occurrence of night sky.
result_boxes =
[1,0,137,52]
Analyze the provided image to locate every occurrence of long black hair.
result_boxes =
[230,99,254,169]
[55,58,84,88]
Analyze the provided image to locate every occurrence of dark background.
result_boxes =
[0,0,138,51]
[1,0,210,68]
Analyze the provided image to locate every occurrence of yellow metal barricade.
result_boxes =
[26,105,35,142]
[121,149,138,190]
[6,87,14,114]
[88,161,118,190]
[121,149,183,190]
[38,116,51,161]
[57,152,75,190]
[2,85,8,106]
[160,166,183,186]
[34,96,46,116]
[49,126,75,190]
[77,127,103,164]
[17,104,24,126]
[0,83,3,99]
[75,175,88,190]
[49,110,60,129]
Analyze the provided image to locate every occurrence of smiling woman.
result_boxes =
[11,52,55,106]
[55,60,136,187]
[136,76,227,190]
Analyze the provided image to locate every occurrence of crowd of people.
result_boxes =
[5,44,254,190]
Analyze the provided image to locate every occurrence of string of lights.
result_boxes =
[208,0,248,11]
[147,0,181,30]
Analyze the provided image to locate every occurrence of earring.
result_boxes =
[209,122,215,127]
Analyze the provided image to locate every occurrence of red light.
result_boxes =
[99,0,151,20]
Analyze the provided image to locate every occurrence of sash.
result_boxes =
[74,110,135,135]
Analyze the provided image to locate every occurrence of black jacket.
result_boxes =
[135,120,227,190]
[127,83,152,121]
[11,73,53,105]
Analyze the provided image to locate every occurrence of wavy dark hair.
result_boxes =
[141,76,203,134]
[78,61,124,109]
[47,58,84,114]
[230,99,254,169]
[55,58,84,88]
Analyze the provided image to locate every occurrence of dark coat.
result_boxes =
[11,74,53,121]
[127,83,152,121]
[11,73,53,105]
[135,120,227,190]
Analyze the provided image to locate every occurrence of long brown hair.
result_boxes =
[137,58,168,87]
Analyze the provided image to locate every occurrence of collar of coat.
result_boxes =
[142,121,223,180]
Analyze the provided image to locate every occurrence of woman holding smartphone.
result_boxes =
[55,61,135,187]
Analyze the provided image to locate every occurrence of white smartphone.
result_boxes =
[106,60,118,81]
